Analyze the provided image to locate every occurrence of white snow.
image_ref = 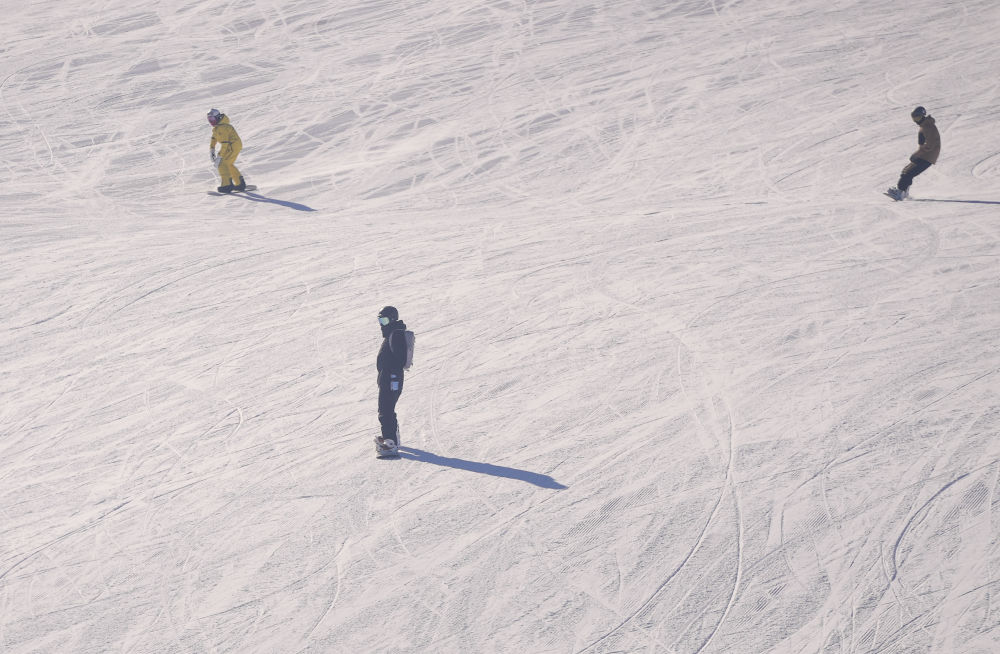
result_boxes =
[2,0,999,652]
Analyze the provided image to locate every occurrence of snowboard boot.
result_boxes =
[234,176,247,192]
[886,186,907,201]
[375,436,398,457]
[217,184,234,194]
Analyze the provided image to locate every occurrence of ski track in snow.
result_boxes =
[2,0,1000,652]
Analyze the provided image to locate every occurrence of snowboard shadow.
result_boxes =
[912,198,1000,205]
[398,447,567,489]
[237,191,317,212]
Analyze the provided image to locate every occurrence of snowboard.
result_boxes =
[207,185,257,196]
[375,437,400,459]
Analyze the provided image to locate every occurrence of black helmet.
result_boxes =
[378,306,398,321]
[911,106,927,122]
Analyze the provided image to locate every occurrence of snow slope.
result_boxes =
[2,0,999,652]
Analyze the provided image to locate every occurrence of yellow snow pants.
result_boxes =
[216,142,242,185]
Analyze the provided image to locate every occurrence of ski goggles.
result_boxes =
[378,316,391,326]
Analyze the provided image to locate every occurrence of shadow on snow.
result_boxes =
[912,198,1000,205]
[235,191,317,212]
[398,447,567,489]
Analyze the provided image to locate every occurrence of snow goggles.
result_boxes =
[378,316,391,326]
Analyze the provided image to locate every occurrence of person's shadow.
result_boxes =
[398,446,567,489]
[235,191,317,212]
[912,198,1000,205]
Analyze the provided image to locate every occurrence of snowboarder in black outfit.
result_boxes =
[887,106,941,200]
[376,306,407,455]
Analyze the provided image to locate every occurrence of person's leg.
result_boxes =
[378,385,401,444]
[220,156,240,186]
[227,143,242,183]
[897,158,931,193]
[217,159,230,186]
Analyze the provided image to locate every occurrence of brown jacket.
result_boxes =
[912,115,940,164]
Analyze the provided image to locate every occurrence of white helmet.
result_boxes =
[207,108,222,126]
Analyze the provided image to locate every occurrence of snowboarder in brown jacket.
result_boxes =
[887,106,940,200]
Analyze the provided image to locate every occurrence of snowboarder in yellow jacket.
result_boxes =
[207,108,247,193]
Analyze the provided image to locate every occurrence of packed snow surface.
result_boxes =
[2,0,999,652]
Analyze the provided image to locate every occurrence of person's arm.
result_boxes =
[389,330,407,368]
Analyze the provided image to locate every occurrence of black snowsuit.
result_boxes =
[377,320,407,443]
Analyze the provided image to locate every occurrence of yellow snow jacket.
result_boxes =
[210,115,242,155]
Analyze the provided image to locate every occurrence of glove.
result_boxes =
[210,151,217,163]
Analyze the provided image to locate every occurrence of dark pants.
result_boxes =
[897,157,932,192]
[378,379,402,443]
